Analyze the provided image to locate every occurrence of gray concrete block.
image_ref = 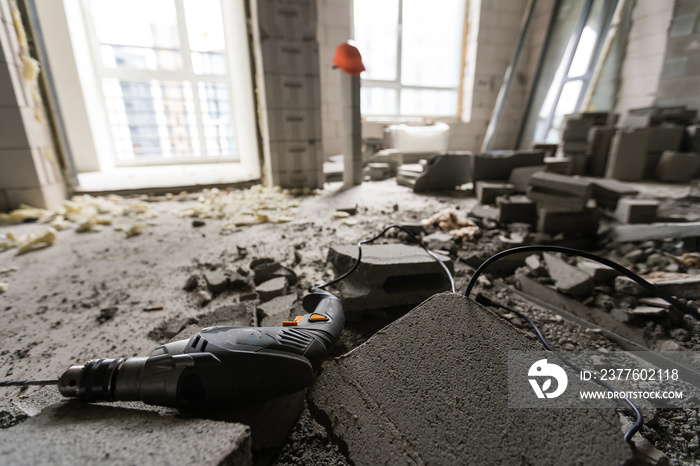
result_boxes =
[537,208,600,236]
[256,293,297,326]
[472,150,544,182]
[0,402,252,465]
[544,156,573,174]
[587,177,639,209]
[309,293,632,465]
[529,171,592,198]
[586,127,616,177]
[605,129,650,181]
[526,187,589,211]
[656,150,700,182]
[609,222,700,242]
[327,244,452,311]
[256,276,289,302]
[543,252,595,297]
[496,194,536,224]
[646,127,684,153]
[614,198,659,224]
[411,153,471,192]
[507,165,545,192]
[475,181,515,204]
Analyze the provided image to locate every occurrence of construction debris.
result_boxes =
[421,208,479,239]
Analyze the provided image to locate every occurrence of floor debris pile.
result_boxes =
[0,179,698,465]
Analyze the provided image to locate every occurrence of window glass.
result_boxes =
[400,88,458,116]
[401,0,463,88]
[90,0,182,71]
[361,87,398,115]
[184,0,227,75]
[353,0,399,81]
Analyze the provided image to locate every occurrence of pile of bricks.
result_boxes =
[558,112,612,176]
[255,0,324,189]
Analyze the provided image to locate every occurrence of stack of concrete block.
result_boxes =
[558,113,612,175]
[0,2,67,210]
[471,150,544,182]
[526,172,599,235]
[255,0,324,189]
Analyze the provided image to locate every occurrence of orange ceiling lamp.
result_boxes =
[332,40,365,76]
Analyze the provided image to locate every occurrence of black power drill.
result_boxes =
[52,289,343,410]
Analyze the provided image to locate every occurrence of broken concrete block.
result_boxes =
[608,222,700,242]
[628,306,667,317]
[0,402,252,465]
[475,181,515,204]
[250,258,298,286]
[614,198,659,224]
[586,127,616,177]
[256,293,297,327]
[411,152,471,192]
[396,163,423,188]
[605,129,650,181]
[468,203,500,221]
[525,254,547,276]
[496,195,536,224]
[422,231,456,253]
[472,150,544,181]
[587,177,638,210]
[255,277,288,303]
[543,253,595,297]
[656,151,700,182]
[204,269,229,294]
[507,165,545,192]
[309,293,632,465]
[537,208,599,236]
[327,244,452,311]
[578,259,620,284]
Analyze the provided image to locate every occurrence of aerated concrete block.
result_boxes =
[538,208,599,236]
[496,195,536,224]
[543,252,594,297]
[656,151,700,182]
[309,293,632,465]
[586,127,616,177]
[327,244,452,311]
[475,181,515,204]
[614,198,659,224]
[507,165,545,192]
[605,129,650,181]
[0,402,252,465]
[472,150,544,182]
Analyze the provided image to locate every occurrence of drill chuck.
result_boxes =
[56,290,344,409]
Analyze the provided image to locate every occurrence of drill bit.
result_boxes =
[0,380,58,387]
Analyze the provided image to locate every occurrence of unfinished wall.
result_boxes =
[614,0,674,118]
[655,0,700,109]
[316,0,351,157]
[0,0,66,211]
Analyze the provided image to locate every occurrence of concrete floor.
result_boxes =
[0,178,697,464]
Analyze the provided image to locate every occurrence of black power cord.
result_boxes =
[467,244,699,443]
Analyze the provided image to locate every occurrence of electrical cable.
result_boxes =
[312,224,456,294]
[465,245,699,320]
[475,293,643,442]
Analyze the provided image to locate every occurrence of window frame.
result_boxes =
[31,0,259,179]
[352,0,467,120]
[79,0,239,166]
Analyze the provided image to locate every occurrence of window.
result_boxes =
[520,0,618,146]
[353,0,466,119]
[82,0,238,165]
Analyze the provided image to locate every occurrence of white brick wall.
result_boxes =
[0,0,66,211]
[614,0,674,117]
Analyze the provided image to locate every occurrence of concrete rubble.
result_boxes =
[326,244,453,311]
